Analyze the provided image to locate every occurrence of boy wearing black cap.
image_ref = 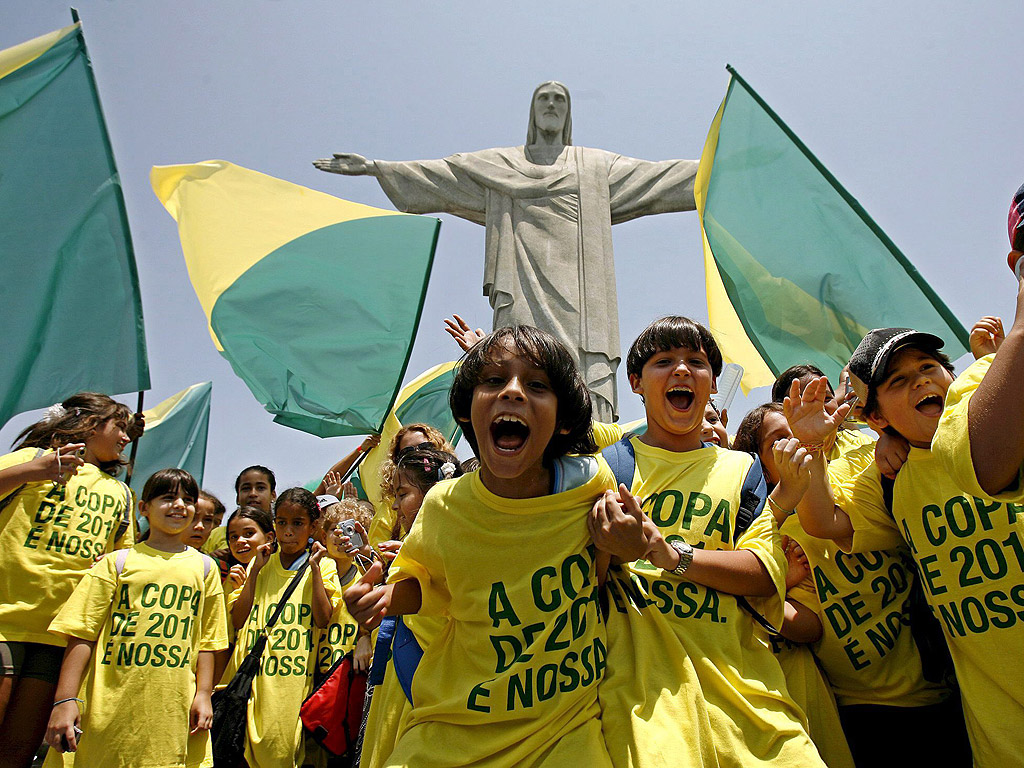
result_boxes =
[785,322,1024,767]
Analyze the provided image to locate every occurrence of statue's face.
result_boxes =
[533,83,568,135]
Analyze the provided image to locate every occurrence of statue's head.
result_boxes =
[527,81,572,146]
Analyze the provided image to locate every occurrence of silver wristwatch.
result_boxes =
[669,540,694,574]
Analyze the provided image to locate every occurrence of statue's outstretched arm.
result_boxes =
[313,153,379,177]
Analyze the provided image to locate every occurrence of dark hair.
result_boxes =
[274,487,321,524]
[626,316,723,379]
[771,364,829,404]
[198,490,226,520]
[861,348,955,425]
[449,325,597,464]
[731,403,785,458]
[14,393,133,476]
[140,468,199,506]
[234,465,276,493]
[385,448,464,539]
[229,504,274,536]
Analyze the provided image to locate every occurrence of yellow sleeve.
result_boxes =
[591,421,624,450]
[318,557,344,611]
[933,355,1024,503]
[737,508,786,630]
[48,553,119,642]
[199,556,229,652]
[0,447,40,473]
[386,495,450,617]
[829,456,902,554]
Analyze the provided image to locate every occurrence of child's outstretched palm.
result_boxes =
[783,376,852,444]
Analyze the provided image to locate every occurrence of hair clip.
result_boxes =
[45,403,67,422]
[440,462,456,479]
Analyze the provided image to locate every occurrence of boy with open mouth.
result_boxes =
[344,325,644,768]
[595,315,824,768]
[787,315,1024,767]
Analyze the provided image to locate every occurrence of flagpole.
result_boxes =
[340,444,371,484]
[125,391,145,485]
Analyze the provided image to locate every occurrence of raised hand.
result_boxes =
[969,315,1005,359]
[344,561,389,629]
[444,313,487,352]
[323,471,345,498]
[309,541,327,567]
[771,438,813,511]
[252,542,273,573]
[29,443,86,484]
[783,376,852,445]
[312,153,372,175]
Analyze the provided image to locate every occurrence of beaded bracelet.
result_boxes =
[53,697,84,708]
[766,496,794,518]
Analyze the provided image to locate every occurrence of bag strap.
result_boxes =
[114,547,131,575]
[263,560,310,632]
[601,433,637,490]
[114,481,133,542]
[368,616,398,686]
[733,454,768,544]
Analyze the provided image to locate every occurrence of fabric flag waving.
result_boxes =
[695,66,969,391]
[151,161,440,437]
[362,361,463,544]
[127,382,213,496]
[0,21,149,426]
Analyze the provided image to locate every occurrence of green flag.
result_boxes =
[0,21,149,425]
[151,161,439,438]
[695,67,968,391]
[128,382,212,494]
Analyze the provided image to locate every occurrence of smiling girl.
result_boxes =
[44,468,227,768]
[0,393,140,766]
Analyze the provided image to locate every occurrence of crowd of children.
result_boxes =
[1,223,1023,768]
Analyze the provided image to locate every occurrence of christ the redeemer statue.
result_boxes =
[314,81,698,421]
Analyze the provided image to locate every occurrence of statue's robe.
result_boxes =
[376,146,698,421]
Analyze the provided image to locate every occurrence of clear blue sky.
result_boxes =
[5,1,1022,505]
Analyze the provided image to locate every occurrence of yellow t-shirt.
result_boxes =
[0,449,134,646]
[767,633,854,768]
[932,354,1024,504]
[384,465,614,768]
[832,437,1024,767]
[591,421,624,450]
[200,526,227,555]
[784,446,949,709]
[827,426,874,462]
[47,543,227,768]
[600,439,822,768]
[359,614,446,768]
[315,563,360,675]
[228,553,343,768]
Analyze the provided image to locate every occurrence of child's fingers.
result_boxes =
[617,484,644,519]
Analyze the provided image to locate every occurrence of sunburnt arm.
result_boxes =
[966,276,1024,495]
[794,453,854,550]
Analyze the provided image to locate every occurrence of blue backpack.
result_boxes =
[601,435,778,634]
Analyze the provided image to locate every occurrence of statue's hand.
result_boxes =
[312,153,370,175]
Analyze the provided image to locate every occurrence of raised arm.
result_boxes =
[784,377,855,545]
[312,153,378,176]
[965,272,1024,495]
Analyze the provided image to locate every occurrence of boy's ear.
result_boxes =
[711,375,718,395]
[456,415,471,424]
[557,425,571,435]
[720,408,729,428]
[865,410,890,434]
[628,373,644,396]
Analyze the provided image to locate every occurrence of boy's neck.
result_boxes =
[146,531,188,553]
[479,466,552,499]
[639,422,705,453]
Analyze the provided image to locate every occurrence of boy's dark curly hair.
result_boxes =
[626,316,723,380]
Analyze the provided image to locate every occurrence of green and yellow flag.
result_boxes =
[361,361,463,543]
[695,67,968,391]
[0,21,149,426]
[128,382,212,494]
[151,161,440,437]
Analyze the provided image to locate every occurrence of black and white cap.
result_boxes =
[847,328,945,402]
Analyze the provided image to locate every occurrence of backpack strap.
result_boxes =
[114,481,132,542]
[391,618,423,704]
[730,454,778,634]
[114,548,131,575]
[601,434,637,490]
[199,552,214,579]
[733,454,768,544]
